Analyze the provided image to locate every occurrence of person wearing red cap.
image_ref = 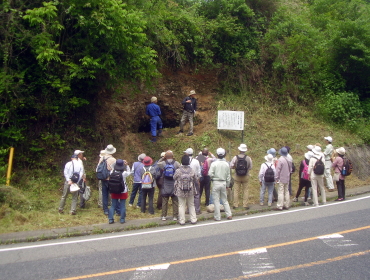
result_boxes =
[140,156,156,214]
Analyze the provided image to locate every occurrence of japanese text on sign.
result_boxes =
[217,111,244,131]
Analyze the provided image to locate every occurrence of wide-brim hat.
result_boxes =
[324,136,333,142]
[267,148,276,157]
[336,147,346,155]
[312,145,322,155]
[115,159,125,171]
[104,144,116,154]
[143,156,153,166]
[138,153,146,161]
[264,154,273,162]
[189,90,196,96]
[306,145,314,151]
[238,144,248,152]
[279,147,288,156]
[305,151,314,160]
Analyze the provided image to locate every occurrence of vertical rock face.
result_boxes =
[94,69,219,137]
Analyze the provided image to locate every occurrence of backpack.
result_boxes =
[235,155,248,176]
[301,160,310,180]
[70,161,80,183]
[177,167,194,192]
[341,157,353,176]
[96,157,110,180]
[264,163,275,182]
[201,159,210,177]
[108,170,124,194]
[141,166,153,189]
[313,156,325,175]
[163,160,175,179]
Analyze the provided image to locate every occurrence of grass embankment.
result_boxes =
[0,95,368,234]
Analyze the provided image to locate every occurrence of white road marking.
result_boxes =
[130,263,170,280]
[239,248,275,275]
[318,234,358,247]
[0,195,369,252]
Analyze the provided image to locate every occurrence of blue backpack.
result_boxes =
[96,157,110,180]
[163,160,175,179]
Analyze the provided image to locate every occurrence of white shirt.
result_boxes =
[189,156,201,178]
[64,159,83,182]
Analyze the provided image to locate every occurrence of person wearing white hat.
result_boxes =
[293,151,313,206]
[307,146,327,207]
[96,144,117,215]
[208,148,232,221]
[74,150,87,208]
[258,154,276,207]
[274,147,292,210]
[323,136,335,192]
[332,147,346,201]
[59,154,84,215]
[129,153,146,208]
[177,90,197,136]
[230,144,253,210]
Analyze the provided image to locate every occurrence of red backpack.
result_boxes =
[201,158,210,176]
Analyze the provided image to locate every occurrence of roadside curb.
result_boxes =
[1,186,369,245]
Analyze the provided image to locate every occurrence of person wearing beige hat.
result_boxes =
[177,90,197,136]
[332,147,346,201]
[307,146,326,207]
[323,136,335,192]
[96,144,117,215]
[230,144,253,210]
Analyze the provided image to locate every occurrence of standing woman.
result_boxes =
[174,155,198,225]
[332,147,346,201]
[108,159,130,224]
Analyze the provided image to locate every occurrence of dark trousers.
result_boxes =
[295,179,311,202]
[194,179,200,213]
[336,179,346,199]
[78,180,86,208]
[156,177,163,210]
[199,176,211,206]
[141,187,154,214]
[129,183,142,206]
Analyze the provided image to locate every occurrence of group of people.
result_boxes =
[59,135,348,224]
[146,90,197,142]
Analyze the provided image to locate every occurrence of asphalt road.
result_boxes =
[1,194,369,280]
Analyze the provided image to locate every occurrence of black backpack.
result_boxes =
[341,157,353,176]
[96,157,110,180]
[313,156,325,175]
[235,155,248,176]
[264,163,275,182]
[108,170,124,194]
[70,161,80,183]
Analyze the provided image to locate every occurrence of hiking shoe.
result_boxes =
[268,203,272,207]
[58,209,64,214]
[292,197,298,202]
[328,189,335,192]
[304,202,310,206]
[260,202,264,206]
[161,216,166,221]
[177,130,183,134]
[186,132,193,136]
[128,204,133,207]
[227,216,233,220]
[173,217,178,221]
[70,211,76,215]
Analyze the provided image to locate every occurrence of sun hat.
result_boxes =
[114,159,125,171]
[324,136,333,143]
[70,183,80,193]
[103,144,116,155]
[74,150,84,155]
[305,151,314,160]
[336,147,346,155]
[238,144,248,152]
[312,146,322,155]
[184,148,194,155]
[143,156,153,166]
[267,148,276,157]
[216,148,225,156]
[279,147,288,156]
[264,154,273,162]
[189,90,196,96]
[306,145,314,151]
[138,153,146,161]
[160,152,166,157]
[151,96,157,102]
[284,146,291,153]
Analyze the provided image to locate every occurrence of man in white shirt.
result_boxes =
[323,136,335,192]
[59,154,83,215]
[184,148,201,214]
[74,150,87,208]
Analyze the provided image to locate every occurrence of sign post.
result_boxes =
[217,111,245,142]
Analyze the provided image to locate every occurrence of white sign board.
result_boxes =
[217,111,244,131]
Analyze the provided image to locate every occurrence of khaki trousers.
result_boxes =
[233,175,249,207]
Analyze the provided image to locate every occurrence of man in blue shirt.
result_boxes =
[146,96,162,142]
